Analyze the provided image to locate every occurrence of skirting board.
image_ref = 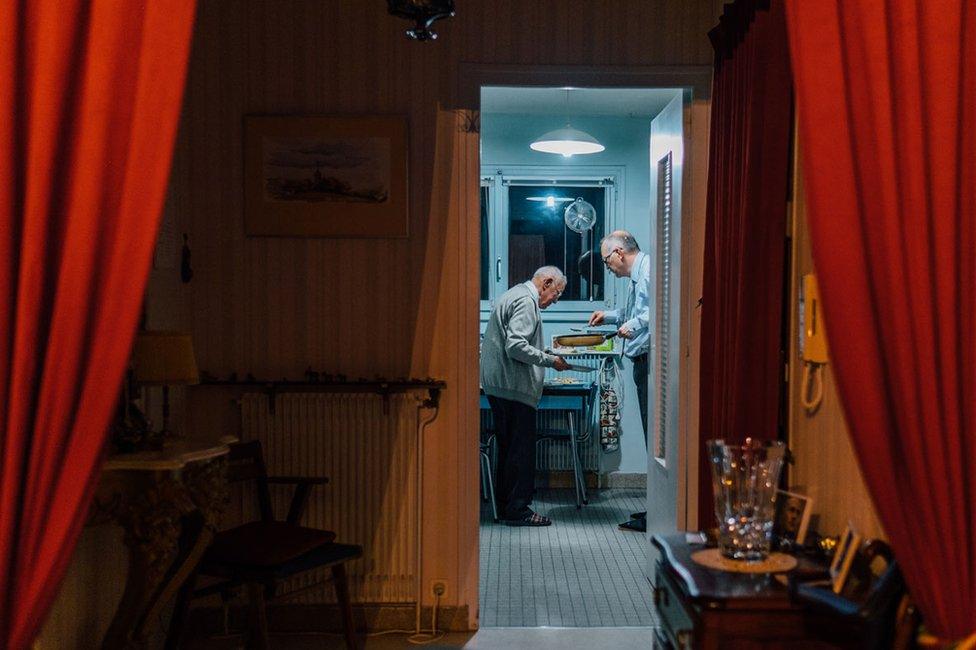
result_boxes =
[186,603,471,637]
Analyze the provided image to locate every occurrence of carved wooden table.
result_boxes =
[93,438,233,649]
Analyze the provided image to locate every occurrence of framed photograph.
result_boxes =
[829,522,862,594]
[244,115,408,238]
[774,489,814,545]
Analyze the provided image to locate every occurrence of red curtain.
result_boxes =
[0,2,196,647]
[785,1,975,641]
[698,0,793,525]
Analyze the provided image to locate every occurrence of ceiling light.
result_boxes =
[529,89,605,157]
[530,126,605,156]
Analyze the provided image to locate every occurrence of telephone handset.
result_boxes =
[801,273,828,411]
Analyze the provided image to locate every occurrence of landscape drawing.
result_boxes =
[262,136,390,203]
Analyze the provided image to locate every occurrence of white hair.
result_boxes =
[533,266,566,286]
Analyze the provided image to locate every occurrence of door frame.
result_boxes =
[454,63,712,629]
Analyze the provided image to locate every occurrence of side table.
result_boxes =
[92,438,234,649]
[651,534,843,649]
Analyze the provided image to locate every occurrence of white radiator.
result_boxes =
[240,393,418,603]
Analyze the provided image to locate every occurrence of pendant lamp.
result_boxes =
[530,89,605,157]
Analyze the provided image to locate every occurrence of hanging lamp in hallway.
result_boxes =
[530,89,605,157]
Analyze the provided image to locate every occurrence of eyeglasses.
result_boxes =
[545,280,564,298]
[602,249,620,266]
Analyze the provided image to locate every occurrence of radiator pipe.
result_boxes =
[414,400,440,637]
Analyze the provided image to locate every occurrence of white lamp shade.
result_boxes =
[530,126,605,156]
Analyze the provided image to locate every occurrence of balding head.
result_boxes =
[600,230,641,278]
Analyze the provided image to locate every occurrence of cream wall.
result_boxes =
[39,1,726,644]
[788,136,884,541]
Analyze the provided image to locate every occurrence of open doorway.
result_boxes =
[476,85,688,628]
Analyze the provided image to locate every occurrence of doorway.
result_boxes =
[475,83,692,628]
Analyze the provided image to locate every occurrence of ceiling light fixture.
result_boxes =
[387,0,455,41]
[530,89,605,157]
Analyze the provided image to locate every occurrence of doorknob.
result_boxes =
[495,257,502,282]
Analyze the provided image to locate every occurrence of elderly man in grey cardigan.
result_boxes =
[481,266,570,526]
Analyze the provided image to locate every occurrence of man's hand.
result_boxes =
[588,311,605,326]
[553,356,571,371]
[618,324,633,339]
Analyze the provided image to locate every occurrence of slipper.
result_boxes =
[618,518,646,532]
[505,511,552,527]
[629,511,647,520]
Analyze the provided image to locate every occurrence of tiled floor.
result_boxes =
[479,488,657,628]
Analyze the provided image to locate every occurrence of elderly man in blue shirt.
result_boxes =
[588,230,651,532]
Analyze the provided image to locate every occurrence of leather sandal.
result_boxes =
[505,511,552,527]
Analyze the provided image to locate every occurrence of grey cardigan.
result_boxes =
[480,281,557,407]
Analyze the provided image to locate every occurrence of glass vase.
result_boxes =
[707,438,786,561]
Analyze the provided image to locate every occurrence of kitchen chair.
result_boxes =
[166,440,362,650]
[480,433,498,521]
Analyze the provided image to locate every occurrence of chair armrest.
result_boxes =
[266,475,329,485]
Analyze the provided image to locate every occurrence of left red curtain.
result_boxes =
[0,2,197,647]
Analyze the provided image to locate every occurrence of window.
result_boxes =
[480,168,619,312]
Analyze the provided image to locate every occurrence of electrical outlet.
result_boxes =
[431,580,447,599]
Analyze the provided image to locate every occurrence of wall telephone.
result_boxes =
[801,273,828,411]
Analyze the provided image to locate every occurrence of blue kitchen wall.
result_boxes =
[480,111,667,474]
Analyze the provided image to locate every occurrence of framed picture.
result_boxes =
[774,489,814,545]
[829,522,862,594]
[244,115,408,237]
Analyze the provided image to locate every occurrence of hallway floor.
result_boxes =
[479,488,656,628]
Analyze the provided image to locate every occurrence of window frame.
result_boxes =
[480,165,623,322]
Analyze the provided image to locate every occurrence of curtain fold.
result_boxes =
[698,0,793,525]
[0,2,197,647]
[785,0,976,640]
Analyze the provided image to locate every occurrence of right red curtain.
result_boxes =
[786,1,975,642]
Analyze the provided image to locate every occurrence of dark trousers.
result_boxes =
[631,353,649,443]
[487,395,537,519]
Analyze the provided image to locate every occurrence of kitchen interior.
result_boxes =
[478,85,683,628]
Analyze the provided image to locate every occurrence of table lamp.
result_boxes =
[131,331,200,437]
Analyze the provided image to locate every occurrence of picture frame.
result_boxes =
[774,489,814,545]
[829,522,862,594]
[244,115,408,238]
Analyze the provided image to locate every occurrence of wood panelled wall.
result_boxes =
[788,138,885,541]
[40,1,725,644]
[178,0,723,382]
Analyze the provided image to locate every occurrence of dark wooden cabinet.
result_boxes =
[651,534,847,650]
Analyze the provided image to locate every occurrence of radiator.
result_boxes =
[240,393,418,603]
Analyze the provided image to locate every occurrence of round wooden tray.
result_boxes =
[690,548,798,573]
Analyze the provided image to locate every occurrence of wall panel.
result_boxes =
[788,137,885,541]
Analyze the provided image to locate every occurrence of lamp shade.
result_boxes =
[529,126,605,156]
[131,331,200,385]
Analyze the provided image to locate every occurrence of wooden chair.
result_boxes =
[166,440,362,649]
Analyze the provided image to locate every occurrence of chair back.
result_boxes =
[226,440,275,522]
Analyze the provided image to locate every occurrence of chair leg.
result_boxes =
[567,412,586,508]
[482,451,499,521]
[164,572,197,650]
[246,582,270,650]
[480,448,490,501]
[332,563,359,650]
